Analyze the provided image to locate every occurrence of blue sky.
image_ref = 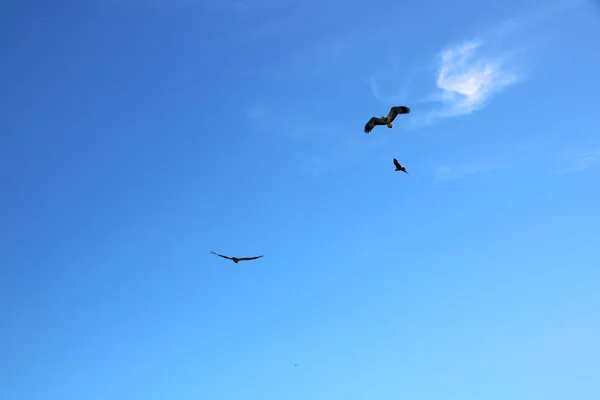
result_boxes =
[1,0,600,399]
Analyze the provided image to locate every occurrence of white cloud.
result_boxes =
[431,40,520,119]
[368,1,589,127]
[559,149,600,174]
[367,38,522,128]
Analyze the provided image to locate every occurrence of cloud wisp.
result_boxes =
[368,37,522,129]
[244,104,269,121]
[434,143,600,181]
[368,0,589,127]
[434,162,503,181]
[558,149,600,174]
[430,40,520,120]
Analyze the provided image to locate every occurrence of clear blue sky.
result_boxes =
[1,0,599,399]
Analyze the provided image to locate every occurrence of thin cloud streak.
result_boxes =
[490,0,589,39]
[435,163,502,181]
[244,105,342,140]
[299,136,365,177]
[241,103,360,176]
[558,149,600,174]
[200,0,294,13]
[244,105,269,121]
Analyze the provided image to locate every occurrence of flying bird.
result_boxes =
[364,106,411,133]
[210,251,264,263]
[393,158,408,174]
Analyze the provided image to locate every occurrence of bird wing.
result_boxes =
[393,158,401,168]
[237,255,264,261]
[386,106,411,123]
[210,251,233,260]
[364,117,387,133]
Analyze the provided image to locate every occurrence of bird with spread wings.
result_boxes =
[210,251,264,263]
[364,106,411,133]
[393,158,408,174]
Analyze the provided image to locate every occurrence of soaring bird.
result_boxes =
[364,106,411,133]
[393,158,408,174]
[210,251,264,263]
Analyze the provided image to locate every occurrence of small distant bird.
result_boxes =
[364,106,411,133]
[393,158,408,173]
[210,251,264,263]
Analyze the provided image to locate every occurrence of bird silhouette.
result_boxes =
[393,158,408,174]
[210,251,264,263]
[364,106,411,133]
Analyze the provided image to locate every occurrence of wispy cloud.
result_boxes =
[105,0,256,11]
[369,0,586,128]
[490,0,589,37]
[558,149,600,174]
[244,102,366,175]
[369,38,522,129]
[244,104,342,140]
[436,143,600,180]
[263,23,393,82]
[430,40,520,120]
[435,163,502,181]
[200,0,290,13]
[301,155,328,177]
[241,103,359,176]
[298,136,366,177]
[244,104,269,121]
[273,32,372,81]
